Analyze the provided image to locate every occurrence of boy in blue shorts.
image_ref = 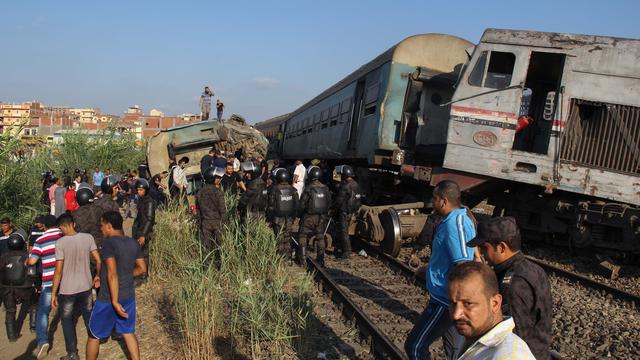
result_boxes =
[87,211,146,360]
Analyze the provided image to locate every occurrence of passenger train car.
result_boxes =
[262,29,640,258]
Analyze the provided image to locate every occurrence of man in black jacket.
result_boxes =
[467,217,552,360]
[298,166,331,266]
[196,167,227,256]
[239,161,266,219]
[266,168,298,258]
[333,165,361,261]
[0,232,37,342]
[93,176,120,248]
[132,179,156,277]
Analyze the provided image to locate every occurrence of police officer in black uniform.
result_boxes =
[93,175,120,248]
[239,161,266,219]
[71,183,97,236]
[333,165,361,260]
[196,167,227,256]
[298,166,331,266]
[267,168,298,258]
[132,179,156,278]
[0,232,37,342]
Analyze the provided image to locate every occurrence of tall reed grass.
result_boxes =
[151,194,313,359]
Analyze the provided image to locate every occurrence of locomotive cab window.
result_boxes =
[468,50,516,89]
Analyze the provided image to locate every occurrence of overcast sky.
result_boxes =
[2,0,639,123]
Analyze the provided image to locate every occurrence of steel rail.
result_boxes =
[306,256,409,360]
[525,256,640,306]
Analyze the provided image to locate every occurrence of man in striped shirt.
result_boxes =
[405,180,475,360]
[26,214,63,359]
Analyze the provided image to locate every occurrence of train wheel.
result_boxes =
[380,207,402,257]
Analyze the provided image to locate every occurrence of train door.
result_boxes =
[348,79,366,150]
[512,52,565,154]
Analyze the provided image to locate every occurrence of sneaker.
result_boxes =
[34,343,49,359]
[60,352,80,360]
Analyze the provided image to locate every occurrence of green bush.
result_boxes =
[0,128,145,228]
[150,194,313,358]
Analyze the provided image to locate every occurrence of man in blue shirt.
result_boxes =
[405,180,475,360]
[92,167,104,194]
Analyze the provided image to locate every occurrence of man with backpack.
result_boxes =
[298,166,331,266]
[0,231,37,342]
[267,168,298,258]
[333,165,361,261]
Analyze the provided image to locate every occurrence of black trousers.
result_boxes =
[4,287,37,339]
[272,216,294,256]
[339,212,354,257]
[200,219,222,253]
[299,214,327,263]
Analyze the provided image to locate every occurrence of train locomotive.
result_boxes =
[258,29,640,260]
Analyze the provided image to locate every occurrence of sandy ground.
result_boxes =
[0,217,178,360]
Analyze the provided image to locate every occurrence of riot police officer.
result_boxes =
[334,165,361,260]
[132,178,156,276]
[196,167,227,255]
[239,161,266,219]
[72,183,97,236]
[267,168,298,258]
[0,232,37,342]
[93,175,120,248]
[298,166,331,266]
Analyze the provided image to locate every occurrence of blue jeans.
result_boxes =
[59,290,93,354]
[404,300,462,360]
[36,287,52,346]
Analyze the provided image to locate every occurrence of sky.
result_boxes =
[1,0,639,124]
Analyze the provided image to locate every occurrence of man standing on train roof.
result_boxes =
[266,168,298,259]
[93,175,120,248]
[199,86,214,121]
[292,159,306,199]
[298,165,331,266]
[333,165,361,261]
[216,99,224,121]
[466,217,552,360]
[196,166,227,261]
[404,180,475,360]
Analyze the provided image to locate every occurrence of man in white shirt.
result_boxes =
[448,261,535,360]
[292,160,306,199]
[171,156,189,198]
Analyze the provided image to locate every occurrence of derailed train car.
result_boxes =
[270,29,640,258]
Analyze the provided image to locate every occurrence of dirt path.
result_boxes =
[0,217,178,359]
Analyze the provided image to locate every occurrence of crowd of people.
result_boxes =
[1,167,151,359]
[0,154,554,359]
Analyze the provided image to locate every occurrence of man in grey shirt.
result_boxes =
[51,214,101,360]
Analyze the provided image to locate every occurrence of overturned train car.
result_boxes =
[270,30,640,259]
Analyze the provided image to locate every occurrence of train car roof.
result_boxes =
[482,28,640,48]
[254,113,290,130]
[289,33,472,119]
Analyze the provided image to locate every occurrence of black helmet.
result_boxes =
[273,168,290,183]
[7,232,26,251]
[134,178,150,191]
[203,166,225,184]
[76,182,94,206]
[337,165,355,178]
[307,166,322,181]
[100,175,119,194]
[63,169,69,175]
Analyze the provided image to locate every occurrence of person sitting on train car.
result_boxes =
[467,217,552,360]
[405,180,475,360]
[447,261,535,359]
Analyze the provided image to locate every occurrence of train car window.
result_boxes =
[340,112,350,124]
[365,83,379,105]
[468,51,488,87]
[330,104,340,117]
[468,50,515,89]
[321,122,328,129]
[485,52,515,89]
[330,120,337,127]
[341,98,352,113]
[321,109,329,121]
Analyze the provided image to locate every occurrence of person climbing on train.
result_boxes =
[466,217,552,360]
[298,165,331,266]
[333,165,361,261]
[266,168,298,259]
[405,180,475,360]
